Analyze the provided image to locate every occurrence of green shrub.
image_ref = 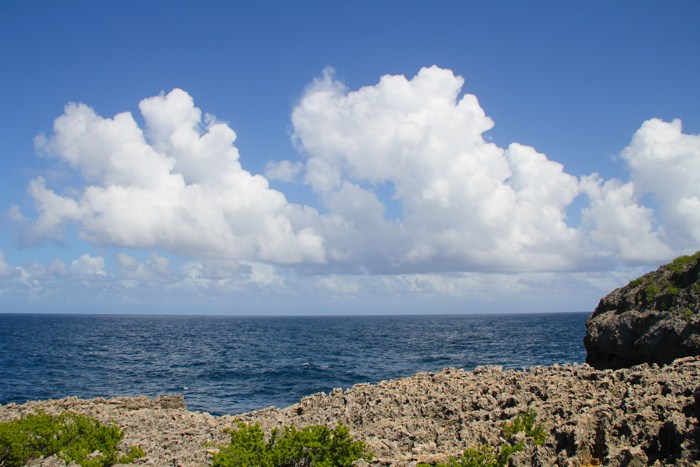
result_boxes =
[418,408,546,467]
[645,285,660,301]
[683,309,694,320]
[0,410,144,467]
[502,408,546,446]
[211,420,373,467]
[667,251,700,275]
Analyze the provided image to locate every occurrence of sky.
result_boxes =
[1,1,699,315]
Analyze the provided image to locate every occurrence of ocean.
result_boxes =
[0,312,589,416]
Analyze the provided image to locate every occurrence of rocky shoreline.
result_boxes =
[2,356,699,467]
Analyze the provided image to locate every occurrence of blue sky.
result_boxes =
[1,1,699,314]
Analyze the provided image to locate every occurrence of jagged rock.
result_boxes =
[3,357,699,466]
[585,252,700,369]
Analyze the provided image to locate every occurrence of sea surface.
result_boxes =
[0,313,588,416]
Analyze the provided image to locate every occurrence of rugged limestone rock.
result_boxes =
[2,357,700,466]
[585,252,700,370]
[0,395,229,467]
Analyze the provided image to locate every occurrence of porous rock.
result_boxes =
[2,357,699,466]
[585,252,700,370]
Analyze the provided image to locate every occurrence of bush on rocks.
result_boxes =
[210,420,373,467]
[0,410,144,467]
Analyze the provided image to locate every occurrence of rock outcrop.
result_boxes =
[585,252,700,370]
[2,357,700,466]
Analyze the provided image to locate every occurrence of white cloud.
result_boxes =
[0,250,22,279]
[26,89,326,267]
[21,258,69,280]
[578,118,700,263]
[115,252,172,282]
[70,254,108,277]
[11,66,700,310]
[292,66,585,272]
[243,261,288,289]
[314,275,361,295]
[580,175,673,263]
[290,67,700,271]
[265,160,303,183]
[6,205,26,222]
[0,246,618,312]
[620,118,700,249]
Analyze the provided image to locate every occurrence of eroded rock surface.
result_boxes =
[2,357,699,466]
[585,252,700,370]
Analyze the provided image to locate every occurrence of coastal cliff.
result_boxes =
[2,356,699,466]
[585,252,700,370]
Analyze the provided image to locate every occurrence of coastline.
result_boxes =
[2,357,699,466]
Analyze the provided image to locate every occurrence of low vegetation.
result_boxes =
[212,411,545,467]
[666,251,700,276]
[418,408,546,467]
[625,252,700,315]
[0,407,550,467]
[210,420,373,467]
[0,410,144,467]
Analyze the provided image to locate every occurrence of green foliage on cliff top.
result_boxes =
[418,408,546,467]
[211,420,373,467]
[625,252,700,310]
[667,251,700,275]
[627,252,700,291]
[0,410,144,467]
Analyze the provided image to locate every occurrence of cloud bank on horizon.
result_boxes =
[3,66,699,311]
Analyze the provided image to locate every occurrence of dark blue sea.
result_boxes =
[0,313,588,416]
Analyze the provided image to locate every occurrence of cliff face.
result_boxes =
[585,252,700,369]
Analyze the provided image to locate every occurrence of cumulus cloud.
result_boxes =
[289,66,700,271]
[27,89,326,267]
[14,66,700,290]
[578,118,700,263]
[70,253,109,278]
[265,160,303,183]
[620,118,700,248]
[292,66,584,272]
[580,175,673,263]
